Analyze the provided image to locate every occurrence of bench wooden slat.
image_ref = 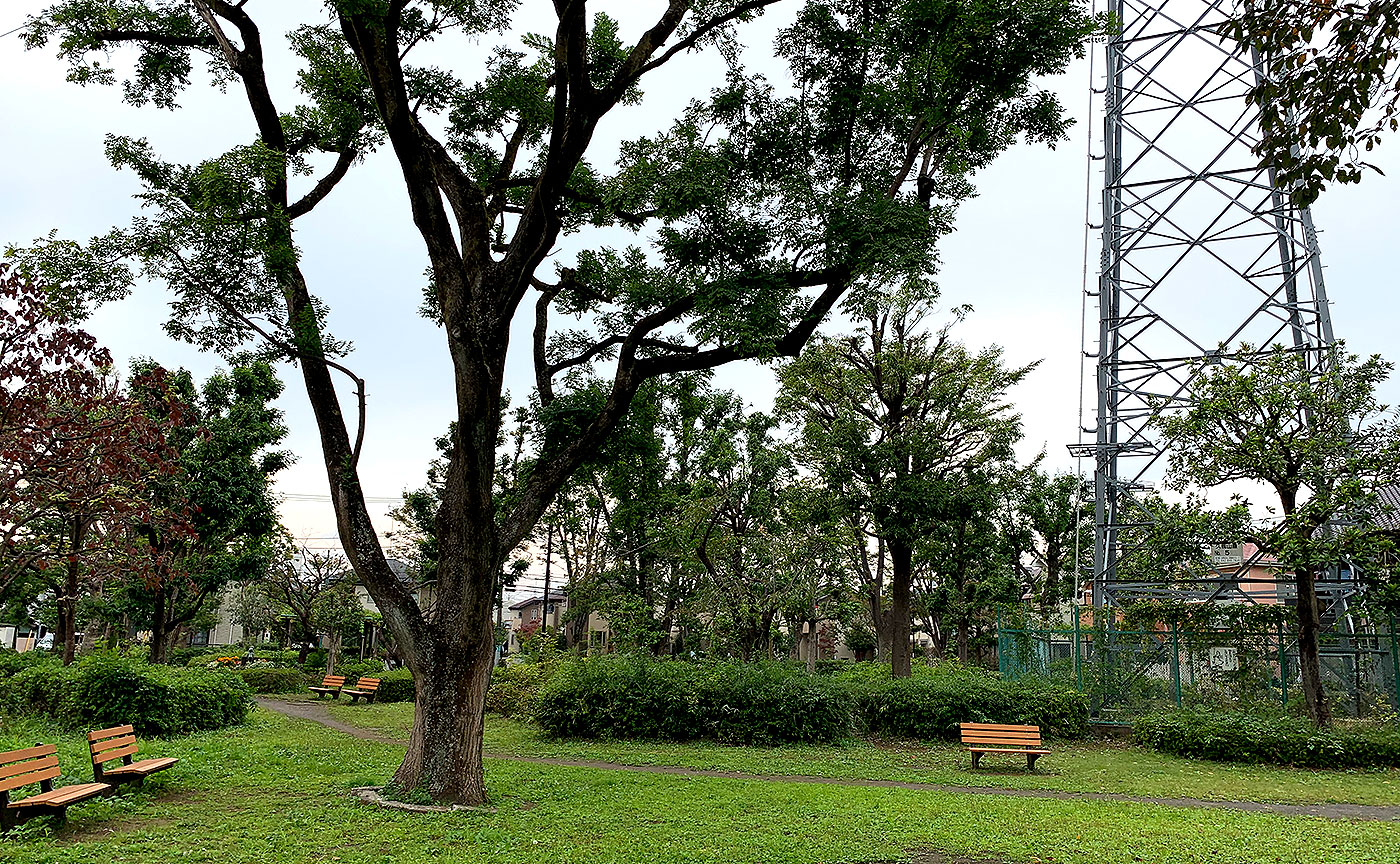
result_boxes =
[88,725,134,743]
[961,730,1041,740]
[968,747,1051,754]
[960,723,1040,732]
[10,782,109,808]
[0,763,60,793]
[0,744,57,764]
[0,753,58,782]
[92,734,138,755]
[106,757,180,777]
[95,744,140,763]
[963,738,1041,748]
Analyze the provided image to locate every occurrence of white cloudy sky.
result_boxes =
[2,2,1397,571]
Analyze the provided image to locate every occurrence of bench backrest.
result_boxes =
[0,744,59,797]
[959,722,1042,748]
[89,724,139,767]
[320,675,346,688]
[351,678,380,692]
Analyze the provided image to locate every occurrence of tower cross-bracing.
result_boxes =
[1075,0,1347,606]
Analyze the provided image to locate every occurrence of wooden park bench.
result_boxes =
[959,722,1050,771]
[340,677,380,705]
[88,725,179,787]
[1,744,110,830]
[309,674,346,699]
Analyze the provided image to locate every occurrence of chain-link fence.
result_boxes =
[997,606,1400,722]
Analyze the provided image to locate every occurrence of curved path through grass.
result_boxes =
[259,698,1400,822]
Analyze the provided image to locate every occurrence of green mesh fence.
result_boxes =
[997,606,1400,722]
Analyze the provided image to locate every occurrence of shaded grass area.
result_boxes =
[328,701,1400,807]
[0,709,1396,864]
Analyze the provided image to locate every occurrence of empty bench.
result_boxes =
[1,744,110,830]
[89,725,179,786]
[309,674,346,699]
[959,722,1050,771]
[341,677,380,704]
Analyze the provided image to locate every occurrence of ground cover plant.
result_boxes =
[2,707,1397,864]
[328,702,1400,808]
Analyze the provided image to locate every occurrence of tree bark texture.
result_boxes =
[1295,564,1333,727]
[890,539,913,678]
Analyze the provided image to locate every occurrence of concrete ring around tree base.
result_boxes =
[350,786,498,814]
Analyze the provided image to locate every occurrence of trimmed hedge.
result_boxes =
[533,657,1089,744]
[238,667,307,694]
[374,668,415,703]
[535,657,854,744]
[1134,709,1400,768]
[0,653,252,736]
[846,665,1090,740]
[334,658,388,683]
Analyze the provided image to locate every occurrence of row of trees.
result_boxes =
[0,265,291,664]
[394,295,1092,672]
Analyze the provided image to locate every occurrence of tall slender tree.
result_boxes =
[1157,344,1400,727]
[778,299,1032,677]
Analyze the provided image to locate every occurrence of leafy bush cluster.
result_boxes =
[838,662,1090,740]
[333,658,387,682]
[486,662,550,718]
[1134,709,1400,768]
[238,667,306,694]
[373,668,415,703]
[0,654,252,736]
[533,657,1089,744]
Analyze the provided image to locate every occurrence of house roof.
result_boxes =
[508,592,568,611]
[1376,483,1400,532]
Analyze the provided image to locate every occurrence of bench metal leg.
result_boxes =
[1027,754,1040,772]
[970,751,982,769]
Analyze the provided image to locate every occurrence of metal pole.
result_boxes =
[1074,606,1084,692]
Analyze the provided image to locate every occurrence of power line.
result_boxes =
[281,492,402,504]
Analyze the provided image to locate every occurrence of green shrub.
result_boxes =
[0,653,251,736]
[334,658,388,683]
[374,668,415,703]
[849,666,1089,740]
[238,667,307,694]
[0,649,58,677]
[1134,709,1400,768]
[534,657,1087,744]
[486,662,557,718]
[535,657,852,744]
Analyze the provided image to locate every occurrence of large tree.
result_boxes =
[118,357,291,663]
[1157,344,1400,727]
[0,268,193,662]
[17,0,1098,802]
[778,299,1031,677]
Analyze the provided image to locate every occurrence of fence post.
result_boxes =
[1390,615,1400,714]
[1278,622,1288,709]
[1171,620,1182,709]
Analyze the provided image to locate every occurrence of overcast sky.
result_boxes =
[3,2,1397,590]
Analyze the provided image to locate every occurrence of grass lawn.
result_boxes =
[1,707,1398,864]
[326,700,1400,807]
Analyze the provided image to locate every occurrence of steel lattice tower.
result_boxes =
[1073,0,1343,606]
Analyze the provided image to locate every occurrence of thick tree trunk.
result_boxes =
[393,609,496,803]
[890,539,913,678]
[956,618,970,663]
[1295,564,1333,727]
